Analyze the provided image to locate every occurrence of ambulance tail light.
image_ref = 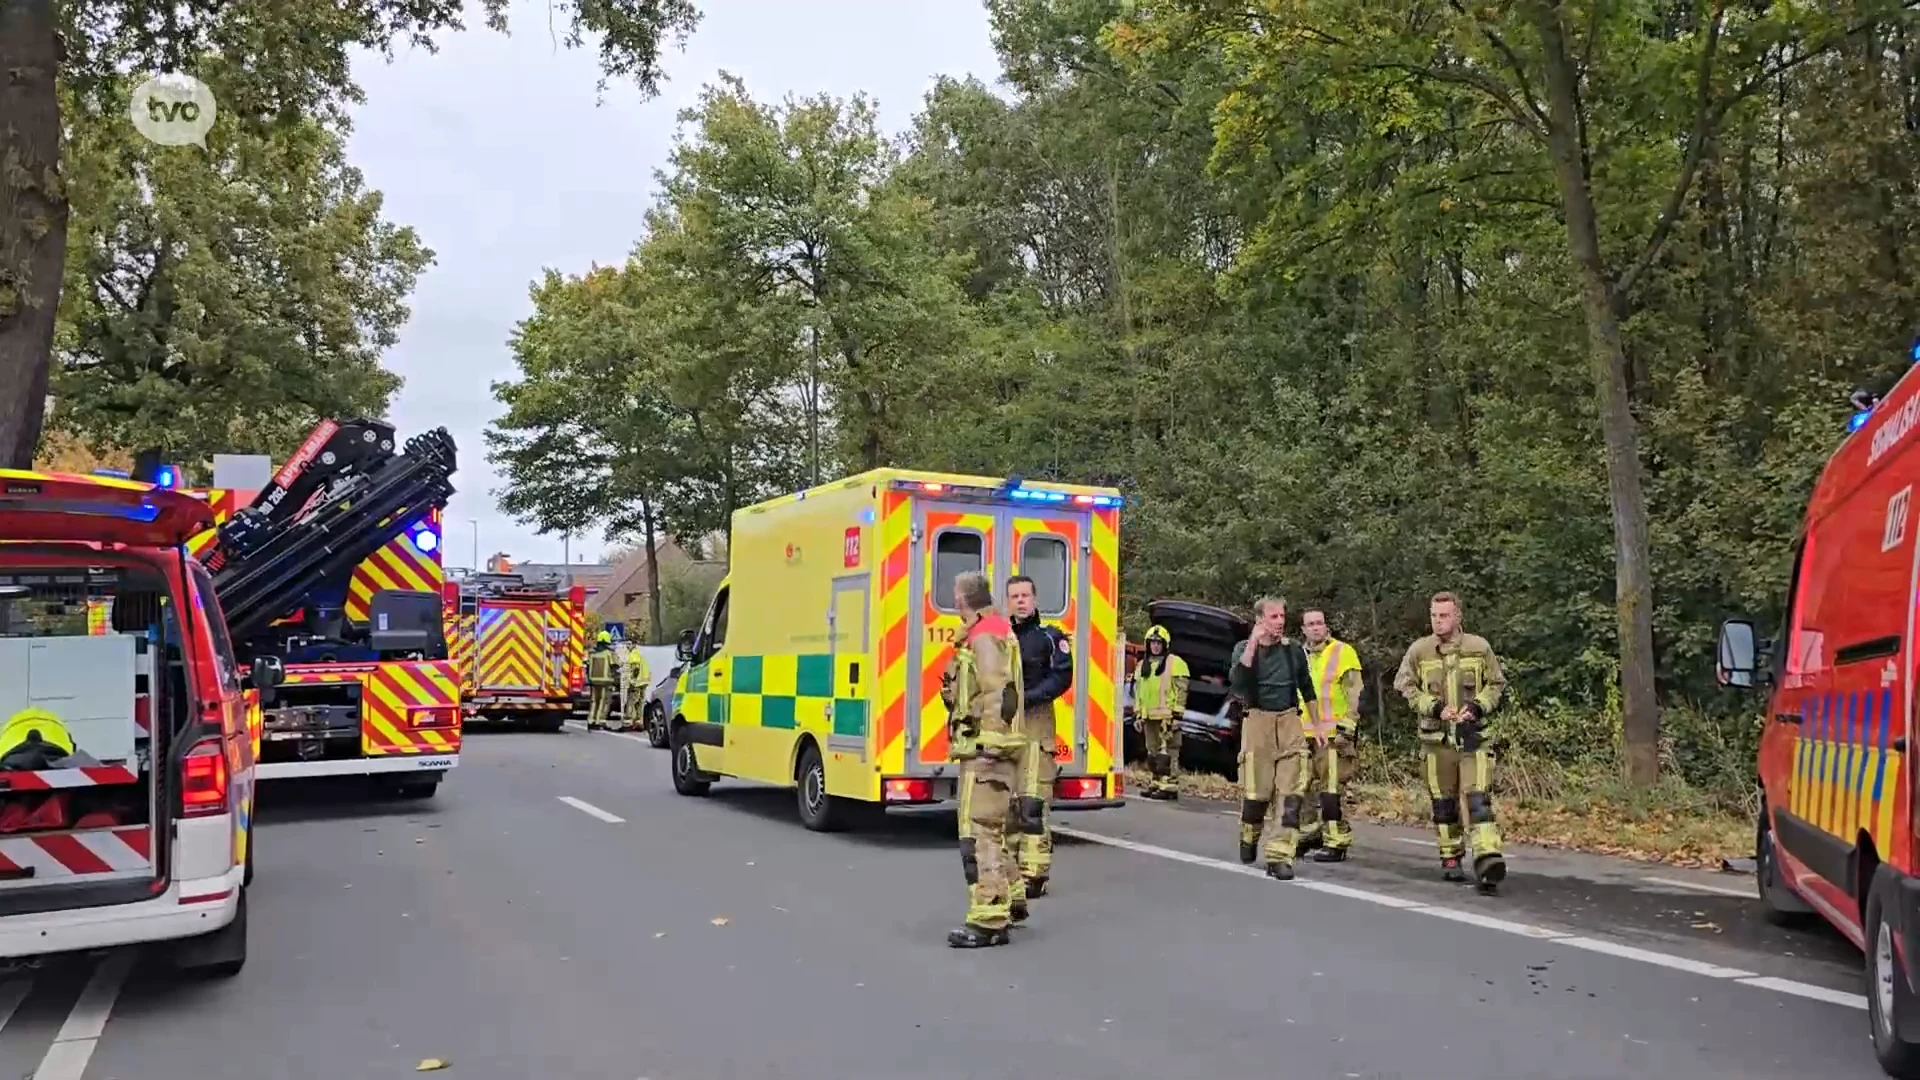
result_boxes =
[181,739,229,817]
[883,778,933,803]
[1055,776,1105,801]
[1110,772,1124,798]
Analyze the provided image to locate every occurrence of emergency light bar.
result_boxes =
[889,478,1123,509]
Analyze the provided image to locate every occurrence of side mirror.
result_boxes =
[676,629,696,663]
[1717,620,1760,689]
[251,655,285,690]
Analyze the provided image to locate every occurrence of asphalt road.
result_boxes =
[0,727,1888,1079]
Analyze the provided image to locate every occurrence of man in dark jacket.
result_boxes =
[1006,575,1074,907]
[1227,596,1322,880]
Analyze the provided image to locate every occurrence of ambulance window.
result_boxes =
[932,530,984,613]
[1020,536,1070,616]
[705,588,730,655]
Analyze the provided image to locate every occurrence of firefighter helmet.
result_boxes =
[1145,624,1172,648]
[596,630,613,644]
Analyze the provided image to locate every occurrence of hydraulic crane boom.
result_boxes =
[204,423,457,652]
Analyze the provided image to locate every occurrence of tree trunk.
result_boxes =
[0,0,65,468]
[1535,6,1662,786]
[641,495,663,645]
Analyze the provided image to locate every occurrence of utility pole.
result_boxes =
[468,518,479,572]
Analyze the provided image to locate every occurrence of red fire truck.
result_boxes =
[443,571,586,732]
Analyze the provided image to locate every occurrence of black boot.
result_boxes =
[1311,846,1348,863]
[1441,856,1468,883]
[1026,876,1048,898]
[1265,859,1295,881]
[1239,840,1258,864]
[1474,853,1507,894]
[1011,898,1029,923]
[947,924,1011,948]
[1297,830,1324,853]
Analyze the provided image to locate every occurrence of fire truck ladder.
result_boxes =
[209,427,457,646]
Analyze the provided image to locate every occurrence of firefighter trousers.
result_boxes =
[1298,734,1354,852]
[587,685,614,727]
[1004,706,1055,892]
[1238,708,1309,863]
[1424,742,1503,862]
[1143,712,1181,793]
[958,754,1021,931]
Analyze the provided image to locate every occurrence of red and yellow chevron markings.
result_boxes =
[875,491,913,774]
[185,489,238,559]
[476,607,544,690]
[917,509,997,765]
[345,528,445,622]
[549,596,584,693]
[362,659,462,756]
[1086,507,1121,777]
[1012,515,1081,762]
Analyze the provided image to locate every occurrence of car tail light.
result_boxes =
[1055,776,1104,801]
[181,739,229,817]
[883,778,933,803]
[1110,772,1124,798]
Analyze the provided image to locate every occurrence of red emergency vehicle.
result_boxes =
[1719,349,1920,1077]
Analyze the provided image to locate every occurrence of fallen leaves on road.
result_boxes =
[416,1058,450,1071]
[711,916,731,926]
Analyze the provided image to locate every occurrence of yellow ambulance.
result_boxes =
[666,468,1127,830]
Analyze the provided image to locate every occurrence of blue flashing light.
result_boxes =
[1911,337,1919,363]
[153,466,179,489]
[411,527,439,554]
[1850,410,1873,433]
[127,501,161,523]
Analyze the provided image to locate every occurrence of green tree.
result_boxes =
[50,67,428,463]
[0,0,701,467]
[1110,0,1920,784]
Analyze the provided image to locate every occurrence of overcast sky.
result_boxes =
[344,0,1003,571]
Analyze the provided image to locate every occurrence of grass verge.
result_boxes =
[1123,752,1753,870]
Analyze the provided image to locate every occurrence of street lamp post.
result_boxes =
[468,519,479,572]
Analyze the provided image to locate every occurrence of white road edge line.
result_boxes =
[1641,876,1753,899]
[564,721,651,745]
[1052,825,1865,1012]
[35,950,134,1080]
[558,796,626,824]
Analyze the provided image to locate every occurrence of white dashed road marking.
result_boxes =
[34,950,134,1080]
[558,796,626,824]
[1052,826,1866,1012]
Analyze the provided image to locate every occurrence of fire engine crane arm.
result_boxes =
[208,426,458,648]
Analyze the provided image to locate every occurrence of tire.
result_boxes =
[670,725,712,797]
[243,835,255,888]
[176,888,247,978]
[1868,869,1920,1078]
[1756,799,1815,927]
[532,712,566,734]
[646,705,669,749]
[795,743,847,832]
[400,780,440,799]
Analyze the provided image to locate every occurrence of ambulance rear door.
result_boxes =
[904,495,1097,774]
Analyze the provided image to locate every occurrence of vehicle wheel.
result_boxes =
[646,705,669,749]
[176,888,247,978]
[1756,800,1815,926]
[1868,869,1920,1078]
[670,725,711,797]
[795,743,847,832]
[532,712,566,734]
[243,836,255,888]
[400,780,440,799]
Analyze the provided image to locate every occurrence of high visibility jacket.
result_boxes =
[586,647,615,687]
[625,648,650,688]
[1300,638,1362,735]
[1133,654,1190,719]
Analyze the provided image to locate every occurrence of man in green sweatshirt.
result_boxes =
[1227,596,1322,880]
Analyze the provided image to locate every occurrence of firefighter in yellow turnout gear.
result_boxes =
[1132,625,1189,800]
[1295,609,1362,862]
[585,631,617,731]
[944,571,1027,949]
[1393,591,1510,892]
[620,644,651,732]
